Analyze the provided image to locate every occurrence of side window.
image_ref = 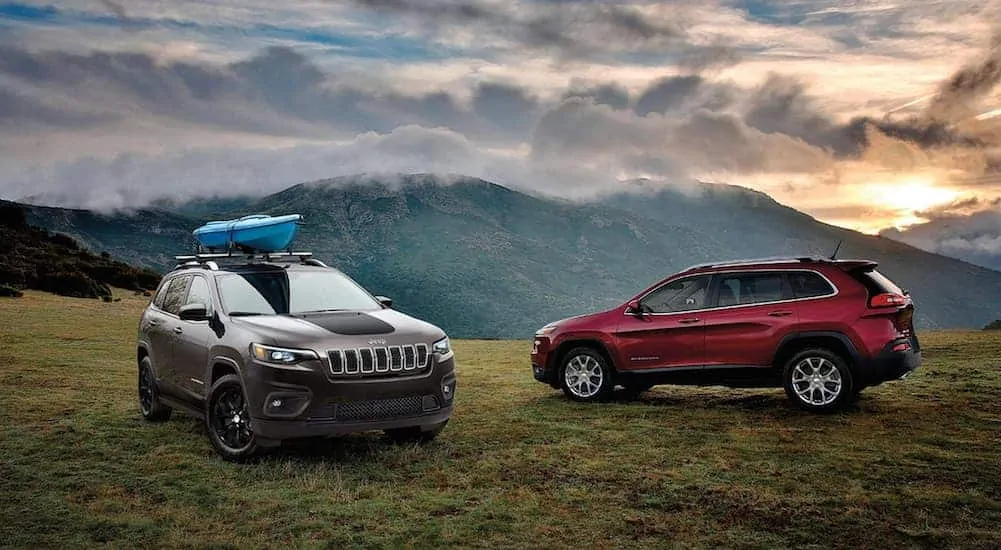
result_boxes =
[160,276,191,316]
[152,280,171,309]
[185,276,213,312]
[640,275,710,313]
[788,272,835,299]
[715,272,790,306]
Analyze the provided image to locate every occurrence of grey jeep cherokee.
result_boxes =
[136,253,455,461]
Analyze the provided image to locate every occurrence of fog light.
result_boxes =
[442,380,455,402]
[271,398,284,408]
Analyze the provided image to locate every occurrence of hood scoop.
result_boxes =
[293,311,395,335]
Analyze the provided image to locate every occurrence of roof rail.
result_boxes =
[682,256,826,272]
[173,250,316,270]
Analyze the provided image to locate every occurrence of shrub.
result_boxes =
[0,204,27,229]
[36,271,111,299]
[49,233,80,250]
[984,320,1001,331]
[0,284,23,298]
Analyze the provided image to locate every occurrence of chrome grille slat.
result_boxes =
[359,348,375,374]
[375,348,390,373]
[327,343,432,378]
[403,345,416,371]
[389,346,403,371]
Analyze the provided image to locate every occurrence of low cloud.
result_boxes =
[882,204,1001,269]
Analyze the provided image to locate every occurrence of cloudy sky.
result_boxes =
[2,0,1001,254]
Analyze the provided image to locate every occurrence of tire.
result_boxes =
[783,348,855,413]
[206,374,261,461]
[559,347,615,402]
[138,356,172,422]
[385,420,448,444]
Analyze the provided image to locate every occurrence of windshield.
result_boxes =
[217,270,380,315]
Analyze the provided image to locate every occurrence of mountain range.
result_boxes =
[7,173,1001,337]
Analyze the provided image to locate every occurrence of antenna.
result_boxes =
[829,240,843,260]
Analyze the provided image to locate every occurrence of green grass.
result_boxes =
[2,291,1000,549]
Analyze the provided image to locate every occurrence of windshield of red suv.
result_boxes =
[216,270,381,315]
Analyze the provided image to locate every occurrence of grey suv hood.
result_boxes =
[231,308,445,349]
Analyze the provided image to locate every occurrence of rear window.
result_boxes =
[787,271,835,299]
[851,268,903,296]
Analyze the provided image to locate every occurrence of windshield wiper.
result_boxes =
[295,308,347,314]
[229,311,265,317]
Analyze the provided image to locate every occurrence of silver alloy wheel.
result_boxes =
[791,356,843,406]
[564,354,604,398]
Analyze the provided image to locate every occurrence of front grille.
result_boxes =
[328,344,430,377]
[334,395,426,421]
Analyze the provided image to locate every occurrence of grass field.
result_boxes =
[1,291,1000,549]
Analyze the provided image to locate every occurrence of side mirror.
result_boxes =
[179,303,209,321]
[376,295,393,308]
[626,299,643,316]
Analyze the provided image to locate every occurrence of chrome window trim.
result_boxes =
[627,268,839,317]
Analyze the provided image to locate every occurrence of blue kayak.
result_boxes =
[193,214,302,252]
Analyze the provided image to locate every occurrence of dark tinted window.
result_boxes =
[217,270,380,315]
[160,276,190,315]
[185,276,213,310]
[716,272,790,306]
[641,275,710,313]
[152,280,171,309]
[788,271,835,298]
[851,268,903,296]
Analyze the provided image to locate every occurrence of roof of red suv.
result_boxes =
[681,256,877,275]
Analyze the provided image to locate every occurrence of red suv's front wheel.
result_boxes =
[560,347,615,402]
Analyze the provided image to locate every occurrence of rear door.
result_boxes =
[615,274,711,371]
[701,271,799,367]
[172,274,215,398]
[153,275,192,389]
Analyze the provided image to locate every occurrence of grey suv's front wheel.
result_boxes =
[206,374,261,461]
[783,349,855,413]
[138,356,172,422]
[560,347,615,402]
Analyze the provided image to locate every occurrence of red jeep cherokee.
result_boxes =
[531,257,921,412]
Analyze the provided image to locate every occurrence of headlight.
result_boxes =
[251,343,319,365]
[432,336,451,355]
[535,323,559,336]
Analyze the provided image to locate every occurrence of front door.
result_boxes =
[173,274,214,397]
[615,274,711,371]
[702,271,799,367]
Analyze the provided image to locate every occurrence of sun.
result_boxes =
[880,178,959,213]
[870,177,960,229]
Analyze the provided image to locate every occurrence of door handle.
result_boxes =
[768,310,793,317]
[678,318,700,324]
[172,326,184,334]
[148,319,161,326]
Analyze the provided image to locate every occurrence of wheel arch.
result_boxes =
[137,343,150,365]
[549,338,618,377]
[208,356,242,386]
[772,331,860,374]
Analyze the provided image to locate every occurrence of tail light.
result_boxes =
[869,293,907,308]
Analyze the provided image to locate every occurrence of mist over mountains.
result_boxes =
[8,173,1001,338]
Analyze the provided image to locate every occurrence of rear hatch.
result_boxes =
[847,264,919,352]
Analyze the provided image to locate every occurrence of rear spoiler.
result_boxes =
[832,259,878,271]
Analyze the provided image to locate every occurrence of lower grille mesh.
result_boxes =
[334,395,425,421]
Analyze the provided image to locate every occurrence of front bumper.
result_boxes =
[859,339,921,386]
[245,355,456,442]
[531,336,558,386]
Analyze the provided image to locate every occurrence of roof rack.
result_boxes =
[682,256,826,272]
[173,250,326,270]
